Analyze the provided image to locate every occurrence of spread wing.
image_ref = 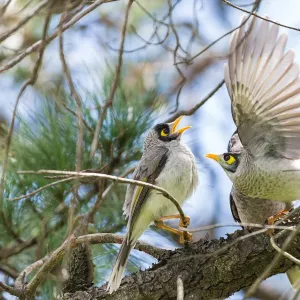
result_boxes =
[225,16,300,159]
[123,147,169,227]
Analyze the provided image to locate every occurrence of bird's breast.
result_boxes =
[234,159,300,202]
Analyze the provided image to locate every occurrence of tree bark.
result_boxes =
[63,209,300,300]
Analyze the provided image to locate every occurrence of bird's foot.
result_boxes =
[154,215,192,244]
[267,209,290,236]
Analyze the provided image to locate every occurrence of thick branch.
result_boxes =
[63,208,300,300]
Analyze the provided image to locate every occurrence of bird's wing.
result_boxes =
[229,191,242,224]
[123,147,169,227]
[225,16,300,159]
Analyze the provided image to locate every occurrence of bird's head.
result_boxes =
[205,152,241,180]
[144,116,191,150]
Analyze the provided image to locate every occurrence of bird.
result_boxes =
[206,15,300,204]
[227,131,300,289]
[227,130,292,226]
[107,116,198,293]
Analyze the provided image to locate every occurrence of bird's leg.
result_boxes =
[267,209,290,236]
[154,214,192,244]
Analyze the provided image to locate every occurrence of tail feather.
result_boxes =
[107,236,134,294]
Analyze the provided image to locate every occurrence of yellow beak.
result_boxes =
[205,153,220,162]
[171,116,192,135]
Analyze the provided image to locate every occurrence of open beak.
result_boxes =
[205,153,220,162]
[171,116,192,135]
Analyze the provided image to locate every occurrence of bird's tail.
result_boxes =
[107,235,134,294]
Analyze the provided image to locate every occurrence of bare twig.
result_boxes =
[167,0,186,114]
[26,236,74,298]
[90,0,133,159]
[245,225,300,298]
[177,0,260,65]
[270,235,300,265]
[15,256,49,290]
[0,281,20,297]
[87,167,135,220]
[0,0,119,73]
[0,7,52,245]
[0,0,49,43]
[58,10,84,172]
[18,169,187,225]
[0,0,13,15]
[7,177,78,201]
[13,232,166,298]
[164,80,224,123]
[223,0,300,32]
[177,276,184,300]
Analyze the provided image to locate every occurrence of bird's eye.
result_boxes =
[160,128,169,137]
[223,154,236,165]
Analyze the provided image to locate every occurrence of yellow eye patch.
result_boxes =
[224,154,236,165]
[160,128,169,136]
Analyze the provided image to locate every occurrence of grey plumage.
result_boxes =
[205,16,300,289]
[228,131,292,226]
[207,15,300,203]
[107,118,198,293]
[228,131,298,287]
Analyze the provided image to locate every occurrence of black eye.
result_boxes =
[223,154,230,161]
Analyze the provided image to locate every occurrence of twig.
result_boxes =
[223,0,300,32]
[167,0,186,114]
[244,225,300,298]
[6,176,78,201]
[270,235,300,265]
[177,276,184,300]
[176,0,260,65]
[0,0,49,43]
[164,79,224,122]
[14,232,166,298]
[0,0,119,73]
[0,6,52,244]
[26,236,74,298]
[0,0,13,15]
[58,10,84,172]
[87,167,135,220]
[18,169,187,225]
[90,0,133,159]
[180,222,296,233]
[0,281,20,297]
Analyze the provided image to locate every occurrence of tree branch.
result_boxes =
[62,207,300,300]
[223,0,300,32]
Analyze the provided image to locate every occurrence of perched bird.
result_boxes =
[227,131,292,226]
[228,131,300,289]
[206,16,300,289]
[206,16,300,204]
[107,116,198,293]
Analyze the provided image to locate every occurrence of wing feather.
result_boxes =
[122,147,169,230]
[225,15,300,159]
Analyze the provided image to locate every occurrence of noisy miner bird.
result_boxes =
[228,131,300,288]
[107,116,198,293]
[206,15,300,204]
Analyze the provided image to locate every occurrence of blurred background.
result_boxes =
[1,0,300,299]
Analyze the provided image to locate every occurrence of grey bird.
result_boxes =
[206,16,300,204]
[227,130,292,226]
[107,116,198,293]
[228,131,300,288]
